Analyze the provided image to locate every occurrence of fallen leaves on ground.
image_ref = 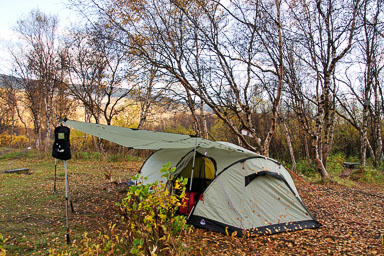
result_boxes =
[186,181,384,255]
[1,156,383,255]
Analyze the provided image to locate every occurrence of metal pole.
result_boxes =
[187,135,199,215]
[189,135,199,191]
[64,160,70,244]
[53,158,57,193]
[67,170,74,213]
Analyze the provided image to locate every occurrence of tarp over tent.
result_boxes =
[64,119,321,236]
[64,120,252,152]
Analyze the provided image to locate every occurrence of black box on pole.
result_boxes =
[52,125,71,160]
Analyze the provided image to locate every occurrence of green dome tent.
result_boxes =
[64,119,321,236]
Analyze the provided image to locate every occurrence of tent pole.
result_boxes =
[187,135,198,215]
[64,160,70,244]
[53,158,57,193]
[189,135,198,191]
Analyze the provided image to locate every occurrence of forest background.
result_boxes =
[0,0,383,180]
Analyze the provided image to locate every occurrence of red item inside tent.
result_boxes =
[179,191,198,215]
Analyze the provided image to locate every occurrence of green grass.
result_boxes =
[0,149,142,255]
[0,149,35,160]
[107,153,141,162]
[295,153,384,186]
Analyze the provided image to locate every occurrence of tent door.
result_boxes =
[181,155,215,193]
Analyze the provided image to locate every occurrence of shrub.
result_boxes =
[74,151,103,160]
[118,163,192,255]
[326,153,346,176]
[296,160,317,177]
[359,167,384,184]
[0,133,28,147]
[69,130,94,151]
[0,234,7,256]
[51,163,192,256]
[76,224,128,255]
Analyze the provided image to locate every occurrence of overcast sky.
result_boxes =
[0,0,79,74]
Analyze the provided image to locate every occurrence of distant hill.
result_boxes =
[0,73,213,113]
[0,73,133,98]
[0,74,24,89]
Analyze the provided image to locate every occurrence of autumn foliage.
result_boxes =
[0,234,6,256]
[49,163,192,256]
[117,163,192,255]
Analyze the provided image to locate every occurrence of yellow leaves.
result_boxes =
[116,166,192,255]
[159,213,167,221]
[174,181,181,190]
[379,233,384,246]
[145,215,153,223]
[0,234,7,256]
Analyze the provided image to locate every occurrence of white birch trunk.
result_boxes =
[284,123,296,172]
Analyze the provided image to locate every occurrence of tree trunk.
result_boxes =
[360,134,368,167]
[44,97,53,152]
[32,112,42,150]
[374,118,383,164]
[315,157,329,179]
[367,138,377,165]
[304,134,311,167]
[200,101,209,139]
[312,134,329,179]
[262,0,283,157]
[138,96,152,129]
[284,123,296,172]
[361,105,369,167]
[185,89,202,136]
[16,103,30,144]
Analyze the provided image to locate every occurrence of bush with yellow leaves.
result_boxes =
[0,234,7,256]
[118,162,193,255]
[50,163,192,256]
[0,133,28,147]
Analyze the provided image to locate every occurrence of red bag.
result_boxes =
[179,192,197,215]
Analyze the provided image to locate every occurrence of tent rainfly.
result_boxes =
[64,119,321,236]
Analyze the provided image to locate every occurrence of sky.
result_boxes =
[0,0,80,73]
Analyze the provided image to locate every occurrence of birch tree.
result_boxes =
[72,0,285,155]
[335,0,383,167]
[10,9,61,150]
[64,22,134,125]
[285,0,361,178]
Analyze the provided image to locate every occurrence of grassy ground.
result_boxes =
[0,148,383,255]
[0,148,141,255]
